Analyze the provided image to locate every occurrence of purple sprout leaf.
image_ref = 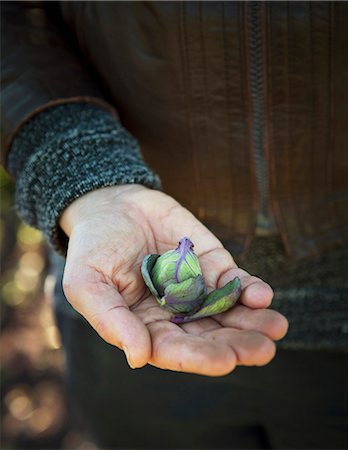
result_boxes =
[151,237,202,295]
[174,237,202,283]
[161,275,207,314]
[171,277,241,324]
[141,254,161,300]
[150,249,180,295]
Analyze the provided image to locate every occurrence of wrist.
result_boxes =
[59,184,149,236]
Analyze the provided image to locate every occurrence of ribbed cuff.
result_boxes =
[7,103,162,254]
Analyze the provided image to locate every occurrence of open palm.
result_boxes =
[61,185,288,376]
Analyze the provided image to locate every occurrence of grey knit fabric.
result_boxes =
[7,103,162,254]
[238,235,348,350]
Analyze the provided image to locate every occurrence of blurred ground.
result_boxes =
[1,167,98,450]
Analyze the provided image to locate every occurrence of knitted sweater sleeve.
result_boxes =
[6,103,162,255]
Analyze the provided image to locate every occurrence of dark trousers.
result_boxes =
[55,310,347,450]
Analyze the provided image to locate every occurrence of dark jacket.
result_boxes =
[1,1,347,258]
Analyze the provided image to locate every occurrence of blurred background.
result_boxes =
[0,167,98,450]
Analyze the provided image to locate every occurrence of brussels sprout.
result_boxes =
[141,237,241,323]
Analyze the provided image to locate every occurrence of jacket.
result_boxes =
[1,1,347,259]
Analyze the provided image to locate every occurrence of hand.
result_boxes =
[60,184,288,376]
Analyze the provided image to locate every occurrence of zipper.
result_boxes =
[247,2,277,235]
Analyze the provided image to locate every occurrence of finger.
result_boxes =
[202,328,276,366]
[147,321,237,376]
[181,316,279,364]
[198,248,237,289]
[63,271,151,369]
[197,250,273,309]
[214,305,289,341]
[218,268,274,308]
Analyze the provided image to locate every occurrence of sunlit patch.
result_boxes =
[4,388,33,421]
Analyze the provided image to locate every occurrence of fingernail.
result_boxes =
[124,347,135,369]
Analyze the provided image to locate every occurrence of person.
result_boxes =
[1,1,347,449]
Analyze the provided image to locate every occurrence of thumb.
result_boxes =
[63,271,151,369]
